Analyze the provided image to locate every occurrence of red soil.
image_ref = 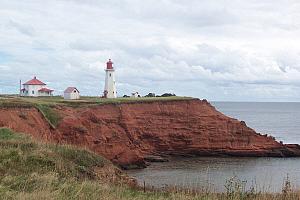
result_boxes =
[1,99,300,168]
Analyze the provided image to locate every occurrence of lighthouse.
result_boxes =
[103,59,117,98]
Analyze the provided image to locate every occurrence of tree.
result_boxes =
[160,93,176,97]
[145,93,156,97]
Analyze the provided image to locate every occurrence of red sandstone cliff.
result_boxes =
[1,99,300,168]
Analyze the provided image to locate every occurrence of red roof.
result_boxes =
[64,87,79,93]
[23,76,46,85]
[106,59,114,69]
[38,88,53,92]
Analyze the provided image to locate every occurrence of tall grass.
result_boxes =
[1,128,300,199]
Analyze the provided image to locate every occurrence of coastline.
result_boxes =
[1,96,300,169]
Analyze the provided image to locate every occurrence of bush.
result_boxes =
[157,93,176,97]
[144,93,156,97]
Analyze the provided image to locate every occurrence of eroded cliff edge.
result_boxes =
[1,98,300,169]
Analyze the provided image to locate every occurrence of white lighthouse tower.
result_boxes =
[103,59,117,98]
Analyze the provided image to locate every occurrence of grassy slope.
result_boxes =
[0,128,173,200]
[0,128,300,200]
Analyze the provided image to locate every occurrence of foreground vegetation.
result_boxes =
[0,128,300,199]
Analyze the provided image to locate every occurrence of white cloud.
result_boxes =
[1,0,300,101]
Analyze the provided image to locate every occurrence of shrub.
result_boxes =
[145,93,156,97]
[157,93,176,97]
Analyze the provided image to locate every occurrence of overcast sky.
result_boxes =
[1,0,300,101]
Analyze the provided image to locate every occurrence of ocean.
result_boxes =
[127,102,300,192]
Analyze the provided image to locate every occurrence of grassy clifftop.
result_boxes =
[0,96,194,129]
[0,96,194,108]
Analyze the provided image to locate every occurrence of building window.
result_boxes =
[109,73,111,77]
[32,91,34,94]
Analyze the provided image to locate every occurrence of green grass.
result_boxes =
[1,128,300,199]
[0,95,194,108]
[0,128,23,140]
[0,128,108,179]
[35,104,62,128]
[0,128,128,199]
[0,128,199,200]
[0,97,33,108]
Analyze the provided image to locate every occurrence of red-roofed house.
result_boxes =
[20,76,54,97]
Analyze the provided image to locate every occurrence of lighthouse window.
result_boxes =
[109,73,111,77]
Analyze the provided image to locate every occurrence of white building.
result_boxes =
[131,92,141,98]
[20,76,54,97]
[103,59,117,98]
[64,87,80,100]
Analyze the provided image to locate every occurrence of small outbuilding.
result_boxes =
[64,87,80,100]
[131,92,141,98]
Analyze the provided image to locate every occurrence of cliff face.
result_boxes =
[1,99,300,168]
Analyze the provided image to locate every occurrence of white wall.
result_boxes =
[39,91,52,97]
[104,69,117,98]
[26,85,43,97]
[21,85,52,97]
[64,91,80,100]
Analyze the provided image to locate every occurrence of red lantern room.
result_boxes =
[106,59,113,70]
